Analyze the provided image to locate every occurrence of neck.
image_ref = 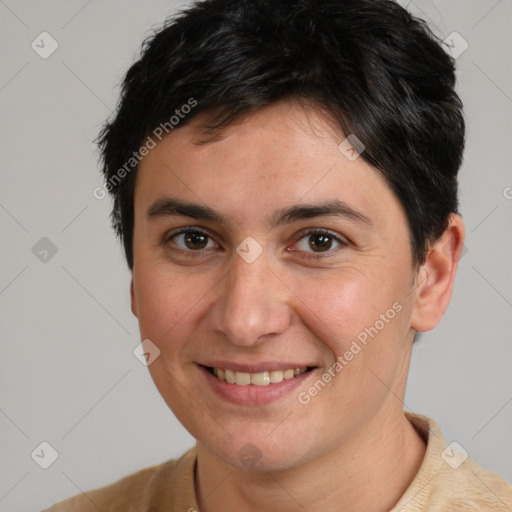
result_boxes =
[195,408,426,512]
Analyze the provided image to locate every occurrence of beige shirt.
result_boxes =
[44,413,512,511]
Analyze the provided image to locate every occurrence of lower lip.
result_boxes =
[200,365,316,406]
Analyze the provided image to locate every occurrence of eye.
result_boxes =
[292,229,346,255]
[167,229,218,251]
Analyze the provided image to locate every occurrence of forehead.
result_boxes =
[134,102,405,230]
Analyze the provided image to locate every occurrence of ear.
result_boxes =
[130,279,138,318]
[410,214,465,332]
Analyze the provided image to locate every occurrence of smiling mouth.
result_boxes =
[205,366,315,386]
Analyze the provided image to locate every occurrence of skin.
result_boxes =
[130,101,465,512]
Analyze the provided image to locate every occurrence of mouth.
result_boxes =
[199,364,318,405]
[206,366,314,386]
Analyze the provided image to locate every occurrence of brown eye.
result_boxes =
[168,230,216,251]
[184,231,209,250]
[308,233,333,252]
[293,229,345,256]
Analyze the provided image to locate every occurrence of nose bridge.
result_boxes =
[210,251,291,346]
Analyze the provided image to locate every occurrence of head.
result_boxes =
[98,0,465,471]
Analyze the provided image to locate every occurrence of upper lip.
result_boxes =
[199,362,316,373]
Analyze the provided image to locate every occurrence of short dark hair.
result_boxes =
[98,0,464,270]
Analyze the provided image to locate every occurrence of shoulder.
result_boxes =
[42,447,197,512]
[42,464,164,512]
[430,456,512,511]
[397,413,512,511]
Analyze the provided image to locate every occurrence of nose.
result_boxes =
[209,251,292,347]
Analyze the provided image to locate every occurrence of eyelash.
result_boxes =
[290,228,347,259]
[163,227,347,259]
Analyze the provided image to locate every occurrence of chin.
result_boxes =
[199,429,318,474]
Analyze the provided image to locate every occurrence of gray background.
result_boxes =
[1,1,511,510]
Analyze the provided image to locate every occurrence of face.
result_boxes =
[131,101,420,471]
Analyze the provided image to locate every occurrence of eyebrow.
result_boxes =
[146,198,373,228]
[273,201,372,228]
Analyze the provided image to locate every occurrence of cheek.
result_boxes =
[288,267,412,403]
[132,261,212,345]
[288,269,392,351]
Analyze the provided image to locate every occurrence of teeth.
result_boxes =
[283,369,295,380]
[235,371,251,385]
[212,367,308,386]
[269,370,283,383]
[251,372,270,386]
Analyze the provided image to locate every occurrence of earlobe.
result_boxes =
[130,279,138,317]
[410,214,465,333]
